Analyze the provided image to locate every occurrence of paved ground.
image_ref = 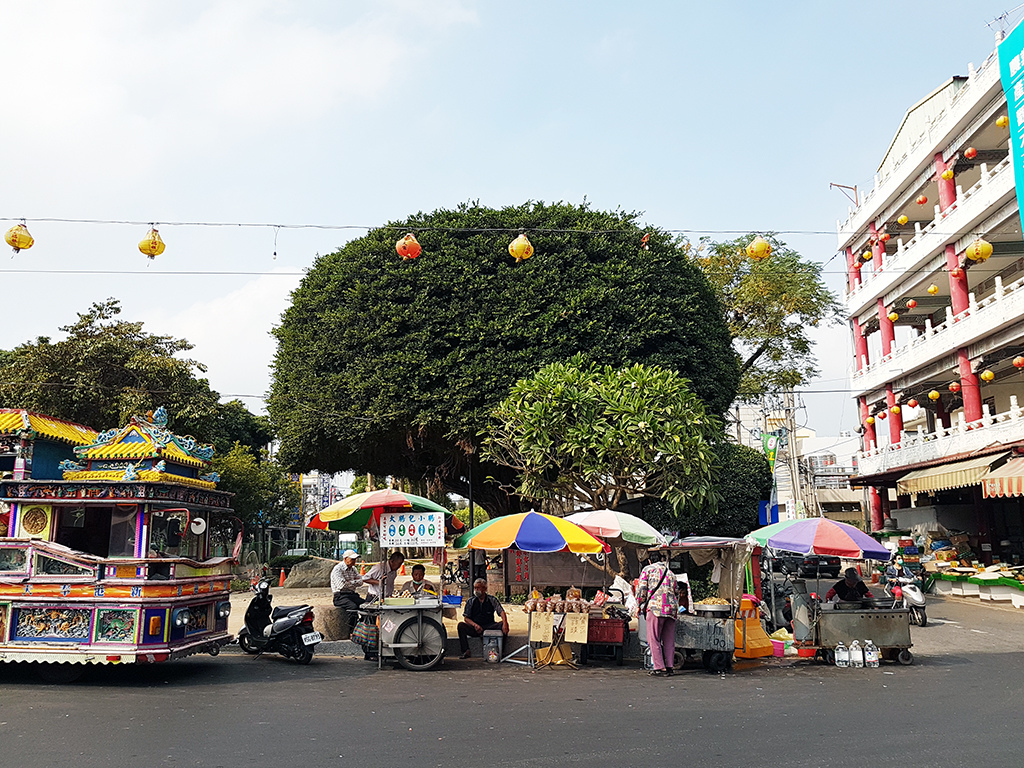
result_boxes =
[0,596,1021,767]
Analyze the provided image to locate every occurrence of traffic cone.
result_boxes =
[400,563,406,575]
[360,563,366,575]
[278,568,286,587]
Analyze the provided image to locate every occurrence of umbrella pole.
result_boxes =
[501,568,533,666]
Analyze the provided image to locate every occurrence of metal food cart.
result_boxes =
[365,596,447,671]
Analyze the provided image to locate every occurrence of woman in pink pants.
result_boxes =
[636,552,679,676]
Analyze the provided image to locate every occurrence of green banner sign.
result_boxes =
[999,21,1024,232]
[762,433,779,473]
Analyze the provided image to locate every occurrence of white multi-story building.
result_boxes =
[839,30,1024,563]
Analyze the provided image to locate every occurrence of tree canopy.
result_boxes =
[0,299,272,455]
[211,443,300,531]
[269,201,740,515]
[483,357,720,514]
[696,234,841,397]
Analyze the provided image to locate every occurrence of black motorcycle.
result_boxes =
[237,580,320,664]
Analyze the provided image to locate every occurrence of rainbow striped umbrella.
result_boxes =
[564,509,667,547]
[747,518,889,560]
[454,511,607,554]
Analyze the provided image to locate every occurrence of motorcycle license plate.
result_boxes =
[301,631,322,646]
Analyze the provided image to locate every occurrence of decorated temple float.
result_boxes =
[0,407,235,678]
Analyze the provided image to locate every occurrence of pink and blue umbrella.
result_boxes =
[747,518,890,560]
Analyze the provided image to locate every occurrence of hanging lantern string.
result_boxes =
[0,215,1004,242]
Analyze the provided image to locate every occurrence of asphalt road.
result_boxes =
[0,596,1021,768]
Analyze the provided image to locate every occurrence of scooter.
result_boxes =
[237,580,321,663]
[888,576,927,627]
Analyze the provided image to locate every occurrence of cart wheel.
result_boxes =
[897,649,914,666]
[578,645,588,666]
[673,650,685,669]
[393,616,446,671]
[702,650,730,674]
[614,645,624,666]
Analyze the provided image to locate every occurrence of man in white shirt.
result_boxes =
[362,552,405,600]
[329,549,364,638]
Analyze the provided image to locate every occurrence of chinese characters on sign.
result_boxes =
[379,511,444,548]
[512,549,530,583]
[999,22,1024,232]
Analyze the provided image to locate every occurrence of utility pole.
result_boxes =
[784,391,803,517]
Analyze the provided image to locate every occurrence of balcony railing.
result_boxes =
[844,153,1014,315]
[857,396,1024,476]
[837,49,1001,243]
[850,266,1024,395]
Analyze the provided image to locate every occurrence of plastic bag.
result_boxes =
[610,574,639,616]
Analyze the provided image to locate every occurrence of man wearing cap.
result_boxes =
[825,567,873,603]
[330,549,364,639]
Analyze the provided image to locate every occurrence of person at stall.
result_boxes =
[401,564,437,596]
[825,567,873,603]
[363,552,405,600]
[636,551,679,677]
[330,549,364,638]
[457,578,508,658]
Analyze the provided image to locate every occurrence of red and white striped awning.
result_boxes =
[982,457,1024,498]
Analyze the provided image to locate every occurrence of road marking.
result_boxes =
[969,629,989,634]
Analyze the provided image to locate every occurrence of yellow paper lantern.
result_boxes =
[746,236,772,261]
[964,237,993,262]
[865,416,875,426]
[862,250,872,261]
[941,169,954,181]
[981,369,995,382]
[998,115,1010,129]
[508,233,534,263]
[138,228,166,259]
[888,311,899,322]
[891,405,901,415]
[5,224,34,253]
[897,215,909,225]
[927,284,939,295]
[928,390,941,401]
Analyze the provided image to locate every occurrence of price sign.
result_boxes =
[563,613,589,643]
[529,611,553,642]
[379,511,444,548]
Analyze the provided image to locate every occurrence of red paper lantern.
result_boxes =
[880,233,891,242]
[396,233,422,260]
[907,398,919,408]
[1014,356,1024,369]
[877,410,887,420]
[964,146,978,160]
[916,195,928,205]
[949,381,961,393]
[951,267,965,280]
[906,299,918,309]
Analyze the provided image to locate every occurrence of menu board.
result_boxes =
[563,613,589,643]
[530,611,553,642]
[379,511,444,548]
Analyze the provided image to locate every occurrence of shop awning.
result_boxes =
[982,457,1024,498]
[896,453,1008,496]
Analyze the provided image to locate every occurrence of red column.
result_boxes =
[878,298,895,356]
[946,245,970,315]
[859,396,875,450]
[869,223,885,270]
[852,317,869,371]
[958,349,983,423]
[886,384,903,443]
[845,246,860,290]
[935,152,956,211]
[880,489,892,524]
[868,487,884,532]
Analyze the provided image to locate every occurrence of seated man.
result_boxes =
[457,578,509,659]
[330,549,364,639]
[401,563,437,597]
[825,567,873,603]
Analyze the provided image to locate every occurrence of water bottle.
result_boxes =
[865,640,879,668]
[849,639,864,668]
[834,641,849,668]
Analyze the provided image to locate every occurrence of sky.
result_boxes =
[0,0,1019,443]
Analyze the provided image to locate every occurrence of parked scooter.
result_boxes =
[887,576,927,627]
[237,580,321,663]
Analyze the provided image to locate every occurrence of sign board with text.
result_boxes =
[379,511,444,548]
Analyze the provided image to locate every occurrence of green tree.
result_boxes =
[483,357,721,514]
[0,299,271,455]
[645,442,772,538]
[269,201,740,515]
[212,443,300,531]
[696,234,841,397]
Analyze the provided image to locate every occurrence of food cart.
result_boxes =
[0,408,235,681]
[795,588,914,665]
[637,537,756,672]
